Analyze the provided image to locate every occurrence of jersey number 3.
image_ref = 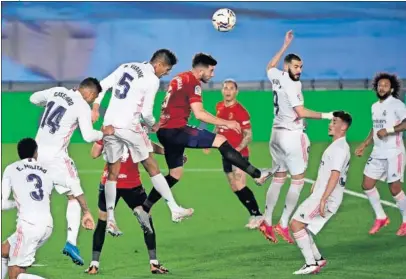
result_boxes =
[41,101,67,134]
[27,173,44,201]
[115,73,134,99]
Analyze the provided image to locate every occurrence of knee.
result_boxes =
[1,241,9,258]
[66,195,75,201]
[213,135,227,148]
[169,168,183,180]
[389,181,402,196]
[290,219,303,233]
[142,157,160,176]
[362,176,376,190]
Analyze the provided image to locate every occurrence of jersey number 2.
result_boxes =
[41,101,67,134]
[27,173,44,201]
[115,73,134,99]
[273,91,280,115]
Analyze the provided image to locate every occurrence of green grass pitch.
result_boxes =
[1,142,405,279]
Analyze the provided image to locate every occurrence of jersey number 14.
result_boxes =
[41,101,67,134]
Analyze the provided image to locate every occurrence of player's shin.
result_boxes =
[66,198,81,246]
[292,229,316,265]
[92,219,107,263]
[393,190,406,223]
[150,174,180,211]
[264,177,286,225]
[235,186,261,216]
[218,142,261,178]
[364,187,387,219]
[1,258,8,279]
[143,175,179,213]
[144,217,157,263]
[105,180,118,222]
[280,179,304,228]
[308,231,322,260]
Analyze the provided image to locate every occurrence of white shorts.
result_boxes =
[103,127,153,164]
[270,129,310,176]
[38,155,83,197]
[292,195,336,235]
[8,220,52,267]
[364,152,405,183]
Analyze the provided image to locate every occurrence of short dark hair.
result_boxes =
[284,53,302,64]
[223,79,238,90]
[150,49,178,66]
[17,138,37,160]
[192,53,217,68]
[372,72,402,99]
[333,111,352,128]
[79,77,102,93]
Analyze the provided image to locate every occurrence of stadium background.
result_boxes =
[1,2,406,279]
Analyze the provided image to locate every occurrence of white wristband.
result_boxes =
[386,127,395,134]
[321,112,334,120]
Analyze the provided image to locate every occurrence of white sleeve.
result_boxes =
[330,148,347,172]
[78,102,103,142]
[1,166,16,210]
[286,82,304,108]
[267,67,282,81]
[395,101,406,121]
[94,66,121,105]
[30,87,55,107]
[140,78,159,127]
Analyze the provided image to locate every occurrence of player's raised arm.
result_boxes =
[29,87,57,107]
[1,167,16,210]
[266,30,294,72]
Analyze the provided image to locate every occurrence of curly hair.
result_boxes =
[372,72,402,99]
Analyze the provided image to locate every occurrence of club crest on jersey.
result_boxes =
[383,110,386,116]
[194,85,202,96]
[228,112,234,119]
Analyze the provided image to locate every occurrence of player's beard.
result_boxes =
[288,68,300,81]
[376,90,391,100]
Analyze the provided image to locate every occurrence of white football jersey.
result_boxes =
[96,62,159,130]
[312,137,351,213]
[1,158,65,227]
[30,87,103,160]
[267,68,304,131]
[371,96,406,159]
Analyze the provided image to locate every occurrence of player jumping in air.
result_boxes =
[204,79,263,229]
[30,78,111,265]
[290,111,352,275]
[1,138,94,279]
[142,53,274,214]
[91,49,193,236]
[85,138,171,275]
[355,72,406,236]
[260,30,335,244]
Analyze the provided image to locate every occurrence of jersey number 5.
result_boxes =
[273,91,280,115]
[27,173,44,201]
[115,73,134,99]
[41,101,67,134]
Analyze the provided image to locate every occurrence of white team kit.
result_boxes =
[293,137,351,234]
[30,87,103,196]
[96,62,157,164]
[2,159,66,267]
[267,67,310,175]
[364,96,406,183]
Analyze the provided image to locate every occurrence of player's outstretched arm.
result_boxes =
[294,105,334,120]
[266,30,294,71]
[191,102,241,133]
[29,87,55,107]
[1,167,16,210]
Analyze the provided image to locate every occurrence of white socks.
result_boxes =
[394,190,406,223]
[105,180,117,222]
[66,199,81,246]
[17,274,45,279]
[150,174,180,211]
[308,231,322,260]
[280,179,304,228]
[264,177,286,225]
[293,229,316,265]
[364,187,387,219]
[1,258,8,279]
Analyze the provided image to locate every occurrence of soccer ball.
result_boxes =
[212,8,236,32]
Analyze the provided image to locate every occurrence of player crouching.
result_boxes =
[85,140,169,275]
[290,111,352,275]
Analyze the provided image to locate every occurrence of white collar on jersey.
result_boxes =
[143,61,155,73]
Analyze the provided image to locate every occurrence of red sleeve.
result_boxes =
[187,80,202,104]
[96,139,104,146]
[238,106,251,130]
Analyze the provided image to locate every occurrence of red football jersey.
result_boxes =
[97,141,142,189]
[159,71,202,128]
[216,101,251,157]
